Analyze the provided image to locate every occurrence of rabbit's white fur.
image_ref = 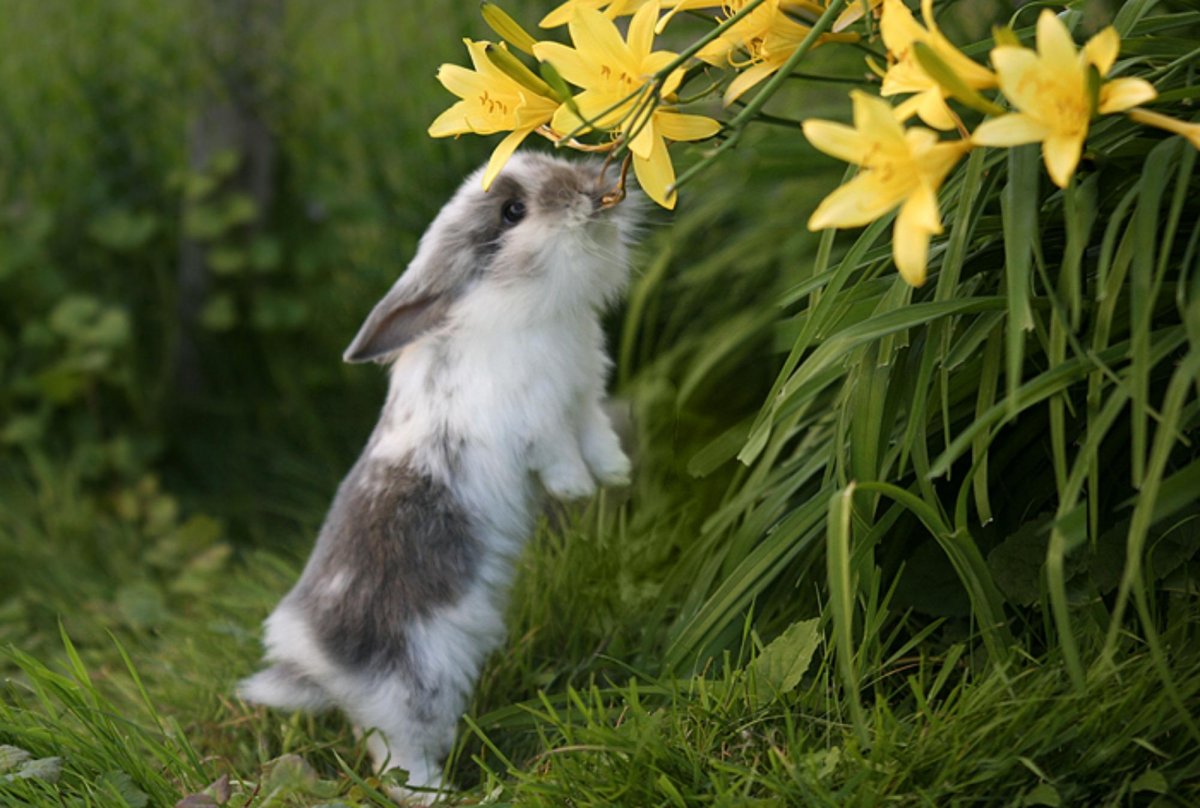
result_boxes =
[241,152,637,803]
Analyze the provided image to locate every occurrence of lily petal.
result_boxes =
[881,0,924,55]
[833,0,875,33]
[540,0,608,28]
[513,92,559,128]
[892,94,925,124]
[972,113,1050,146]
[551,89,632,134]
[697,35,735,65]
[628,109,658,158]
[632,131,677,209]
[892,192,941,287]
[989,47,1043,112]
[891,218,930,286]
[569,7,634,78]
[930,30,997,89]
[881,57,933,96]
[1083,26,1119,76]
[915,88,958,131]
[464,39,489,73]
[1036,10,1077,75]
[1098,77,1157,114]
[723,62,776,106]
[482,128,533,190]
[659,63,686,97]
[900,180,941,233]
[436,64,490,100]
[922,140,972,186]
[532,41,597,88]
[654,110,720,142]
[428,102,472,137]
[1128,108,1200,149]
[802,119,871,165]
[539,2,575,28]
[851,91,907,144]
[1042,131,1084,188]
[627,0,658,60]
[808,169,911,230]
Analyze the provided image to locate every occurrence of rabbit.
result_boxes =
[239,151,638,804]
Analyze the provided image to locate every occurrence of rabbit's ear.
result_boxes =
[343,284,454,364]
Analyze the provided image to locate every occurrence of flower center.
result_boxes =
[478,89,512,120]
[599,63,640,93]
[1017,73,1089,133]
[862,142,922,190]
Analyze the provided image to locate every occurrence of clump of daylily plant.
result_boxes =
[429,0,1200,285]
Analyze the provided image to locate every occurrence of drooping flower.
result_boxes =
[831,0,883,33]
[669,0,856,106]
[804,91,970,286]
[879,0,995,130]
[429,40,560,189]
[971,10,1157,187]
[533,4,720,208]
[1128,108,1200,150]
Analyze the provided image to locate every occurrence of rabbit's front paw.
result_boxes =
[588,447,631,487]
[541,460,598,501]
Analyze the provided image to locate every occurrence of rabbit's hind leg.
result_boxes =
[345,670,464,805]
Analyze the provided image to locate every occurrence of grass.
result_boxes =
[3,494,1200,806]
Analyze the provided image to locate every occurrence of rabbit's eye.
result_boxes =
[500,199,526,226]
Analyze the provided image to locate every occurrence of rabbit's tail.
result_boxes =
[239,662,334,712]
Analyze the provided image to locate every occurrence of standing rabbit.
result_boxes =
[240,152,637,803]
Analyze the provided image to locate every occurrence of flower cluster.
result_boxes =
[429,1,1200,281]
[431,1,720,209]
[428,0,852,209]
[803,5,1198,286]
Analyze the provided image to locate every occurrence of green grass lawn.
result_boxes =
[3,481,1199,806]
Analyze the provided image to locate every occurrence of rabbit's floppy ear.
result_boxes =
[343,282,455,363]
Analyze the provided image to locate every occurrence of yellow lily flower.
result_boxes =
[429,40,560,190]
[670,0,855,106]
[804,91,970,286]
[880,0,995,130]
[657,0,873,37]
[540,0,663,29]
[533,4,720,208]
[971,10,1157,188]
[1128,108,1200,150]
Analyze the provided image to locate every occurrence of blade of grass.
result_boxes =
[826,484,867,744]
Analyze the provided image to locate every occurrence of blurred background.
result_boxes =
[0,0,851,666]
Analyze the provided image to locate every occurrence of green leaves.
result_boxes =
[662,2,1200,706]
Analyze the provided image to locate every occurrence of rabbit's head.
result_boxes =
[344,152,638,363]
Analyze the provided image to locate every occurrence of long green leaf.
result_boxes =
[1001,145,1038,413]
